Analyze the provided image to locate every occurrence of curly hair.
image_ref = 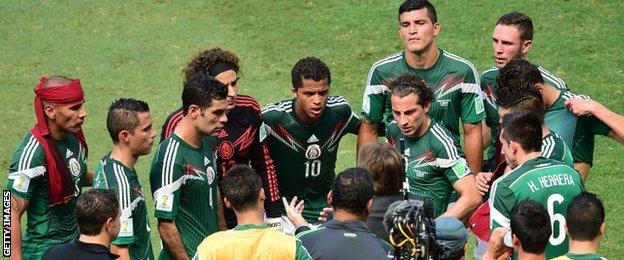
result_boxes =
[182,47,241,80]
[291,56,331,89]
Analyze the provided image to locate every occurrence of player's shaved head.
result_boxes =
[107,98,150,143]
[42,75,74,88]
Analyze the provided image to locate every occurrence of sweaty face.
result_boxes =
[398,9,440,54]
[391,93,429,138]
[293,78,329,125]
[492,25,530,68]
[215,70,239,110]
[197,99,228,136]
[127,112,157,156]
[50,102,87,134]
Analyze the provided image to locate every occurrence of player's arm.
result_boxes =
[565,98,624,144]
[358,69,387,154]
[110,245,130,260]
[357,120,380,154]
[82,170,94,186]
[463,122,484,173]
[443,174,481,220]
[9,195,28,260]
[481,121,492,152]
[158,219,190,260]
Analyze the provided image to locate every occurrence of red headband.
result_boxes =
[30,76,88,206]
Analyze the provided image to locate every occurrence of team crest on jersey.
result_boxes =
[68,158,81,176]
[206,166,216,185]
[219,141,234,160]
[305,144,321,160]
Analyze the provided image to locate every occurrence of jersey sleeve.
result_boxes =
[295,239,313,260]
[94,162,135,245]
[480,71,499,129]
[361,67,389,124]
[336,96,362,135]
[7,135,46,199]
[460,67,486,124]
[249,111,282,216]
[572,116,611,165]
[431,125,471,185]
[149,143,183,220]
[489,179,515,230]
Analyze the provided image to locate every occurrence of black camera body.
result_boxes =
[384,199,439,260]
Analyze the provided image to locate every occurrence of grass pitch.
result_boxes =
[1,0,622,257]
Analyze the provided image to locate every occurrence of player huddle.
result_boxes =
[7,0,623,260]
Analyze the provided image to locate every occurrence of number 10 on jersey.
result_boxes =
[305,160,321,178]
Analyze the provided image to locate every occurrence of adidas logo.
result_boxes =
[307,134,319,143]
[66,149,74,158]
[204,156,210,166]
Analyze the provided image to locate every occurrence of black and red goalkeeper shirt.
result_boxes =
[160,95,281,226]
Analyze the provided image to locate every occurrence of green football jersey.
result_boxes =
[7,133,87,259]
[149,134,219,259]
[571,115,611,165]
[261,96,360,222]
[541,132,574,167]
[481,66,569,170]
[490,157,584,259]
[93,155,154,260]
[362,49,484,139]
[386,121,471,217]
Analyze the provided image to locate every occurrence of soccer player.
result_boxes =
[480,12,571,170]
[43,189,121,259]
[387,74,481,219]
[160,47,281,228]
[93,98,156,259]
[262,56,360,223]
[553,192,607,260]
[359,0,484,173]
[7,76,90,259]
[295,168,394,259]
[489,110,584,258]
[194,165,311,260]
[484,200,551,260]
[496,58,624,180]
[149,74,228,260]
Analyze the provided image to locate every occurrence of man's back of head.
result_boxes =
[222,165,264,213]
[566,192,605,242]
[330,167,375,220]
[511,199,551,257]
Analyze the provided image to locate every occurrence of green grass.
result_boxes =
[1,0,622,257]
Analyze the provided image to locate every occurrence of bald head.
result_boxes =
[42,75,74,88]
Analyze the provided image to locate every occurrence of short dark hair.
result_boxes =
[389,74,434,106]
[183,47,241,80]
[291,57,331,89]
[182,74,228,115]
[331,168,374,217]
[496,58,544,96]
[567,192,605,241]
[495,86,545,122]
[510,200,551,254]
[357,142,405,196]
[106,98,150,143]
[222,165,262,212]
[501,110,542,152]
[496,12,533,41]
[76,189,119,236]
[398,0,437,24]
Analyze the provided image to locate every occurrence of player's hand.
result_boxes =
[483,227,511,260]
[318,207,334,223]
[475,172,493,195]
[282,197,308,229]
[565,98,600,116]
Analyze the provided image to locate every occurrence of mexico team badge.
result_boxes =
[305,144,321,160]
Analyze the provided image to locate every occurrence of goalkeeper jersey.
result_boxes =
[93,155,154,260]
[362,49,484,139]
[7,133,87,259]
[261,96,360,222]
[149,134,219,259]
[490,157,583,259]
[386,121,471,217]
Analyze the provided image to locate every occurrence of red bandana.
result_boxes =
[31,76,88,206]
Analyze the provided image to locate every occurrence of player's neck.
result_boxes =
[333,209,366,222]
[415,117,432,138]
[540,83,561,108]
[110,145,138,169]
[516,151,542,166]
[175,117,203,148]
[46,120,69,141]
[294,103,320,126]
[541,125,550,138]
[78,233,111,247]
[404,46,439,69]
[517,251,545,260]
[234,206,265,226]
[568,238,601,255]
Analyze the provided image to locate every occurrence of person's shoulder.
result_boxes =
[295,226,328,240]
[429,123,459,153]
[536,65,568,90]
[12,132,44,157]
[440,49,479,74]
[326,96,355,114]
[480,66,499,80]
[368,51,404,73]
[235,95,262,114]
[42,242,74,259]
[261,99,293,124]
